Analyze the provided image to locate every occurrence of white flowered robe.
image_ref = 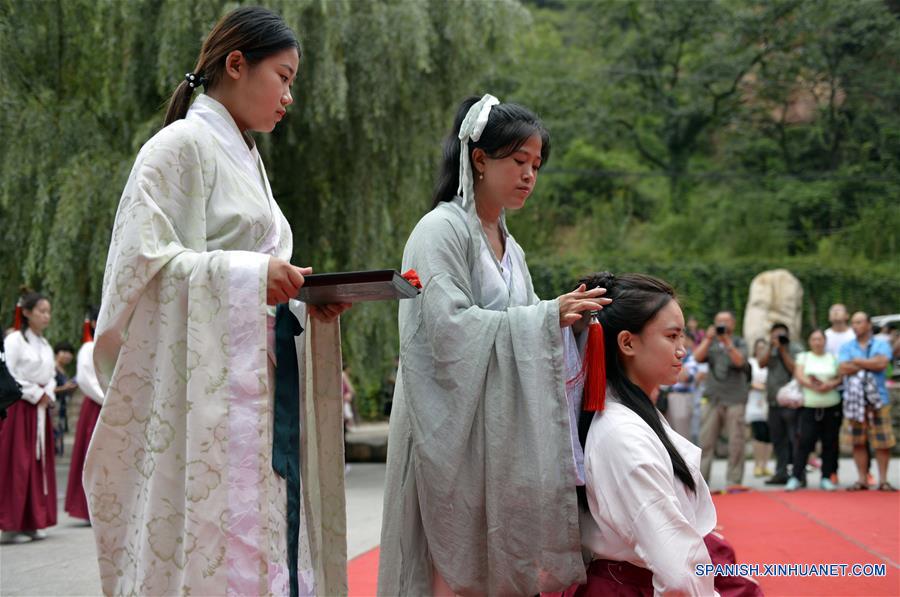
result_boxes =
[84,94,347,597]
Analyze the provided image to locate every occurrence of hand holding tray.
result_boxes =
[296,269,420,305]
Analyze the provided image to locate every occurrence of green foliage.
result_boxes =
[505,0,898,301]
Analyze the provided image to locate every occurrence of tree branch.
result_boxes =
[616,118,668,169]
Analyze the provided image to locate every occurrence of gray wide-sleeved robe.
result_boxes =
[377,197,585,596]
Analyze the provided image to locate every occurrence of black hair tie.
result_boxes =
[184,72,207,91]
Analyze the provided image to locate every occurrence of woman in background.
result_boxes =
[64,307,103,521]
[0,290,57,543]
[788,329,841,491]
[747,339,773,477]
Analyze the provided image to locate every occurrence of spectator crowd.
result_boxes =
[662,303,899,493]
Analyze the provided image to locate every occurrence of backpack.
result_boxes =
[0,337,23,419]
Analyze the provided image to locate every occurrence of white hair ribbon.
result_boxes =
[457,93,500,208]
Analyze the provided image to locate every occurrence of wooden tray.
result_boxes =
[296,269,420,304]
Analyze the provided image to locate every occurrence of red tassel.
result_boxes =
[12,304,22,331]
[401,269,422,289]
[582,319,607,412]
[82,316,93,343]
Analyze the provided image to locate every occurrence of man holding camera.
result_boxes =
[696,311,750,487]
[760,322,802,485]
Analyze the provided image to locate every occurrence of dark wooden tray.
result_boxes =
[296,269,420,305]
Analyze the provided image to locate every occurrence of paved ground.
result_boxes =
[1,436,897,596]
[0,457,390,596]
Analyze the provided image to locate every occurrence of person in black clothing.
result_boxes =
[53,342,77,454]
[760,323,802,485]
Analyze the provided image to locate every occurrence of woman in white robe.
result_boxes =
[0,291,57,543]
[84,7,348,596]
[377,95,608,596]
[564,272,761,597]
[64,311,104,521]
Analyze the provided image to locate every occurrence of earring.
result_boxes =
[478,172,484,180]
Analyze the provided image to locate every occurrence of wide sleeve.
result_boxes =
[399,210,564,435]
[593,427,714,596]
[4,333,43,404]
[394,208,583,594]
[85,124,280,597]
[562,327,586,485]
[93,125,270,388]
[40,357,57,404]
[76,343,104,405]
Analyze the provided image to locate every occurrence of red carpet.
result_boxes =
[348,547,380,597]
[712,491,899,596]
[348,491,899,596]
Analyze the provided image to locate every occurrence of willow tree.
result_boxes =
[0,0,529,412]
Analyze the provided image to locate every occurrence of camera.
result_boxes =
[777,333,789,346]
[715,325,726,336]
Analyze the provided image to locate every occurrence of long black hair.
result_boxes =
[164,6,300,126]
[431,96,551,208]
[576,272,696,506]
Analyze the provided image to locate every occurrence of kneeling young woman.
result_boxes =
[565,272,762,596]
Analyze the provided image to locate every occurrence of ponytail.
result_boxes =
[163,80,197,127]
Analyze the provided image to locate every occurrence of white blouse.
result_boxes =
[476,220,529,311]
[5,328,57,461]
[76,342,104,405]
[4,328,56,405]
[581,399,717,596]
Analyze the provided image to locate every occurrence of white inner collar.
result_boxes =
[187,94,265,194]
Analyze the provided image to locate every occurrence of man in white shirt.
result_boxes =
[825,304,855,358]
[824,303,869,486]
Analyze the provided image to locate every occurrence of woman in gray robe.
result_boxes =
[378,95,608,596]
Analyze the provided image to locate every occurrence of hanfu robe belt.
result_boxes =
[273,303,303,597]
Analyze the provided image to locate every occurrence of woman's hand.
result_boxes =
[267,258,312,305]
[557,284,610,328]
[37,394,51,408]
[309,303,352,323]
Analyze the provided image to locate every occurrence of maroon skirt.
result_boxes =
[64,398,102,520]
[554,533,763,596]
[0,400,57,531]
